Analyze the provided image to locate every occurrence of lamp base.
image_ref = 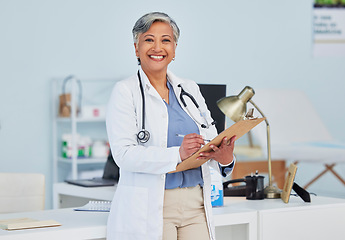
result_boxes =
[264,185,281,199]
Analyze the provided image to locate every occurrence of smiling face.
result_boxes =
[134,21,176,76]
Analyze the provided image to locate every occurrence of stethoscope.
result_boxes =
[136,70,215,143]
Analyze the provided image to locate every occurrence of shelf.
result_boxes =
[58,157,107,164]
[52,77,115,183]
[56,117,106,123]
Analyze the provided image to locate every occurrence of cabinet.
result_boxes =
[51,77,117,183]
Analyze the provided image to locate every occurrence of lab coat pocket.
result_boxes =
[113,185,148,234]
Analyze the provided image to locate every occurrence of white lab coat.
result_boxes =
[106,68,225,240]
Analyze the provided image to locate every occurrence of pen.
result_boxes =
[175,134,211,143]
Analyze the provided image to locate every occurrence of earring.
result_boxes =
[172,57,175,61]
[137,57,141,65]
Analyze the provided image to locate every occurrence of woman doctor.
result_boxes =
[106,12,236,240]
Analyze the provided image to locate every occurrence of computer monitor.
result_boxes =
[198,84,227,133]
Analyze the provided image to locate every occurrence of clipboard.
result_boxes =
[170,117,265,173]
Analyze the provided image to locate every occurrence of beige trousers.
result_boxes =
[163,185,210,240]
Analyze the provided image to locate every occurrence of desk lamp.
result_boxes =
[217,86,281,199]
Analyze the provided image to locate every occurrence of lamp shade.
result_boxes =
[217,86,255,122]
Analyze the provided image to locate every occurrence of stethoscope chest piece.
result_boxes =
[137,129,150,143]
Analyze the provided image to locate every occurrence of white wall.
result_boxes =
[1,0,344,208]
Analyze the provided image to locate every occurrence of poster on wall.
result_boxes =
[313,0,345,57]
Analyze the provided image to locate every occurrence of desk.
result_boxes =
[225,196,345,240]
[213,201,257,240]
[1,199,256,240]
[0,208,108,240]
[2,196,345,240]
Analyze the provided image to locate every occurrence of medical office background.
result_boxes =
[1,0,345,209]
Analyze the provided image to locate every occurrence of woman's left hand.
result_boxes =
[197,136,236,165]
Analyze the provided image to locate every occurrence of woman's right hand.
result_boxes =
[179,133,205,161]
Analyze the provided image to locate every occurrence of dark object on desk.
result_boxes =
[65,177,116,187]
[223,184,246,197]
[223,172,265,200]
[65,152,119,187]
[293,182,311,203]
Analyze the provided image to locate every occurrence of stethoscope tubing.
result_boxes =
[136,70,214,143]
[137,71,146,130]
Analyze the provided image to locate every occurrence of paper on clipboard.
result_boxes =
[170,117,265,173]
